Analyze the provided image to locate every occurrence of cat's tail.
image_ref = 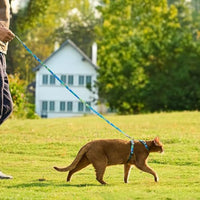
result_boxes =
[53,144,89,172]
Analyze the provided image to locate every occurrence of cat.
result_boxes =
[54,137,164,184]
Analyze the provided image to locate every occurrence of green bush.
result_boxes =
[8,74,39,119]
[97,0,200,114]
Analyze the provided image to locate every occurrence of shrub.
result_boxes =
[8,74,39,119]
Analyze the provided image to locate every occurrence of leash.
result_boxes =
[15,35,133,140]
[139,140,149,151]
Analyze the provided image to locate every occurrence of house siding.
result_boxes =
[35,40,98,118]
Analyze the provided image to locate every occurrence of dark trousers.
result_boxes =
[0,52,13,125]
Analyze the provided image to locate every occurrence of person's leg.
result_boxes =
[0,53,4,122]
[0,53,13,179]
[0,53,13,125]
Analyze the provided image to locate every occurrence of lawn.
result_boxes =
[0,112,200,200]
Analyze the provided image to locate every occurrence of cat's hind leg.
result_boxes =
[67,156,90,182]
[91,157,107,185]
[93,163,107,185]
[87,151,108,184]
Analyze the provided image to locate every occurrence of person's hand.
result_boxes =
[0,26,15,43]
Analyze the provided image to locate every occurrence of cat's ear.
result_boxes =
[154,137,160,146]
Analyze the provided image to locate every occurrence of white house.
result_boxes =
[34,39,98,118]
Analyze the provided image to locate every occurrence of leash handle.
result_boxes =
[15,35,133,140]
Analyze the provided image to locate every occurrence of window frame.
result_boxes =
[79,75,84,86]
[78,102,84,112]
[49,101,55,111]
[85,102,91,112]
[42,101,48,111]
[50,75,56,85]
[68,75,74,85]
[61,75,67,84]
[60,101,66,111]
[86,75,92,88]
[67,101,73,112]
[42,75,48,85]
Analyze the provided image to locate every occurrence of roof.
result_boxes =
[33,39,98,71]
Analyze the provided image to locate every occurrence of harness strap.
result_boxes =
[127,140,134,163]
[139,140,149,151]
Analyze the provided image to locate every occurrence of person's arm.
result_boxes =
[0,0,10,27]
[0,0,15,43]
[0,24,15,43]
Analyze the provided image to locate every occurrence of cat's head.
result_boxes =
[150,137,164,153]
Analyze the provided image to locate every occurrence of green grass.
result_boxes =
[0,111,200,200]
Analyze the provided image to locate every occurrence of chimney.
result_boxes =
[92,42,97,65]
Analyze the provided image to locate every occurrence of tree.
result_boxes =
[96,0,200,113]
[5,0,99,119]
[54,3,99,59]
[8,0,98,83]
[8,74,39,119]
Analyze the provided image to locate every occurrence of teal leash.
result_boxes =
[15,35,133,140]
[139,140,149,151]
[127,140,134,163]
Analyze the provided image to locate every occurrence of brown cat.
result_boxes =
[54,137,163,184]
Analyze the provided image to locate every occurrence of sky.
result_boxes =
[11,0,192,13]
[11,0,100,13]
[11,0,28,13]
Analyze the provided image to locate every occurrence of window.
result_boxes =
[42,101,48,111]
[78,102,84,112]
[50,75,55,85]
[67,102,73,112]
[61,75,66,84]
[60,101,65,111]
[85,102,91,112]
[68,75,74,85]
[42,75,48,85]
[49,101,55,111]
[86,76,92,88]
[79,75,84,85]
